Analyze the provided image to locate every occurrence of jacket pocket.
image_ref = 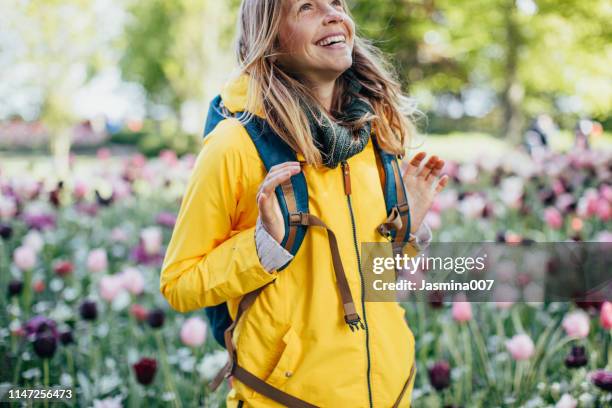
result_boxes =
[264,326,303,389]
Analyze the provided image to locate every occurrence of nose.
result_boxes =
[323,7,344,25]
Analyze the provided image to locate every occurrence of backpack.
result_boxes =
[203,94,415,406]
[203,94,412,347]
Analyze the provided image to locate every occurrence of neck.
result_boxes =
[310,79,337,112]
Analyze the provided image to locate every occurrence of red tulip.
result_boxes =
[133,357,157,385]
[601,302,612,330]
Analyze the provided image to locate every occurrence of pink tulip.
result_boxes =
[601,185,612,202]
[13,245,37,270]
[555,393,577,408]
[452,297,472,322]
[180,317,208,347]
[544,207,563,230]
[99,275,126,302]
[596,199,610,221]
[96,148,111,160]
[110,227,129,242]
[0,195,17,219]
[458,163,478,184]
[159,150,178,167]
[594,231,612,242]
[562,310,590,338]
[112,179,131,200]
[73,180,89,200]
[87,248,108,273]
[552,179,565,196]
[500,177,524,209]
[600,302,612,330]
[141,227,162,255]
[23,230,44,253]
[120,267,145,295]
[577,189,599,218]
[458,194,486,219]
[505,334,535,361]
[434,190,458,212]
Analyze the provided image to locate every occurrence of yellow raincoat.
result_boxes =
[160,74,417,407]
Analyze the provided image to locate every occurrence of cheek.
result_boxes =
[279,24,308,55]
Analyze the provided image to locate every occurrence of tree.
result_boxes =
[119,0,237,131]
[1,0,123,178]
[349,0,612,141]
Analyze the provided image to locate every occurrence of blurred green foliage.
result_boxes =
[348,0,612,138]
[3,0,611,159]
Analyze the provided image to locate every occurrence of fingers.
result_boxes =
[434,175,450,193]
[418,155,439,180]
[425,159,445,181]
[257,162,301,207]
[403,151,448,192]
[402,152,427,177]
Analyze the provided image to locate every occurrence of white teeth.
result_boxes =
[316,34,346,46]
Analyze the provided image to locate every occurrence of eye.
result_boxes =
[298,2,313,13]
[331,0,343,7]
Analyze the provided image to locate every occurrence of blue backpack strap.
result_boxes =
[202,95,309,348]
[371,135,411,242]
[241,117,309,270]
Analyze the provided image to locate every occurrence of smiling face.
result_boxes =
[276,0,355,84]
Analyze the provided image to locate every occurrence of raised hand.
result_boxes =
[256,161,302,244]
[401,152,449,234]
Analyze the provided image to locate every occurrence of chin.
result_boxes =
[324,58,353,76]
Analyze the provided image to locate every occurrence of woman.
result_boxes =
[160,0,449,406]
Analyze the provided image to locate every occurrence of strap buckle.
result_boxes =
[377,224,394,241]
[289,212,308,226]
[396,202,409,215]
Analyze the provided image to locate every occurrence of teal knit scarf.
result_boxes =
[304,70,375,169]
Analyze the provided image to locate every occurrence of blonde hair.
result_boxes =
[235,0,418,166]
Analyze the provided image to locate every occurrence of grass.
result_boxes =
[414,131,612,162]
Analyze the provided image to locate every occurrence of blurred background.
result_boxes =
[1,1,611,407]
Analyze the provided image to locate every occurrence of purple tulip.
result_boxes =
[33,333,57,358]
[23,212,56,231]
[156,212,177,228]
[564,345,588,368]
[59,330,74,345]
[8,280,23,296]
[0,222,12,239]
[79,299,98,321]
[146,308,165,329]
[130,242,164,266]
[23,316,58,340]
[590,370,612,392]
[428,361,451,391]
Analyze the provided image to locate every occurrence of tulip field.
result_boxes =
[1,145,611,407]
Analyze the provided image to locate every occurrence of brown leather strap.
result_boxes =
[392,362,416,408]
[209,285,269,391]
[233,364,319,408]
[391,159,410,242]
[281,180,298,252]
[289,212,364,331]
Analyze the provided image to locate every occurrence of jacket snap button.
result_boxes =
[284,371,292,378]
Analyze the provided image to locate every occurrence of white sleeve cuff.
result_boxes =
[255,217,294,273]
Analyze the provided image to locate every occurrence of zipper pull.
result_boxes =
[341,160,351,196]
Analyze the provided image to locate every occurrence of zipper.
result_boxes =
[341,160,374,408]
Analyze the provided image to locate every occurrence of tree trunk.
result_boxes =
[50,127,72,182]
[501,0,525,144]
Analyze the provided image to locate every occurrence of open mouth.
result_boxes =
[315,34,347,48]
